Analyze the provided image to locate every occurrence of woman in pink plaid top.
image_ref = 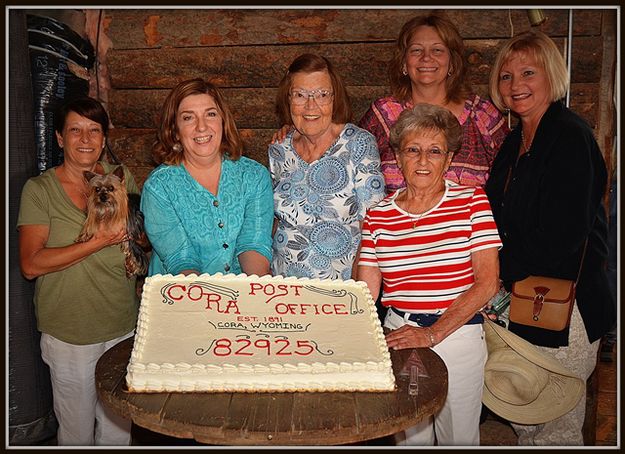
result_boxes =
[359,13,509,193]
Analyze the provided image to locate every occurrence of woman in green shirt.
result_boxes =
[17,97,138,446]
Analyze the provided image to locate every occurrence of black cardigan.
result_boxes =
[486,101,614,347]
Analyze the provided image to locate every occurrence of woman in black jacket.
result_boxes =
[485,30,614,445]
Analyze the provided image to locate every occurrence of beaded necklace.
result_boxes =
[520,129,533,154]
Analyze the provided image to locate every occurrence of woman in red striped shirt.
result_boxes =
[357,103,502,446]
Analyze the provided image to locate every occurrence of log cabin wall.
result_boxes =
[96,8,616,187]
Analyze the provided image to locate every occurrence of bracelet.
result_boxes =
[425,328,437,348]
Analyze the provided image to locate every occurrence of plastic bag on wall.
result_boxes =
[27,14,94,173]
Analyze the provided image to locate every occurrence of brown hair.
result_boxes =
[275,53,352,126]
[55,97,110,136]
[389,13,470,104]
[489,30,569,112]
[390,103,463,155]
[153,78,243,165]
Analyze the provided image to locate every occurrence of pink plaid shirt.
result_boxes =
[359,94,510,193]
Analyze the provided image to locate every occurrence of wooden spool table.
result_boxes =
[96,337,447,446]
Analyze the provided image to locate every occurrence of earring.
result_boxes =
[447,67,453,77]
[402,66,408,76]
[172,142,183,153]
[504,107,511,128]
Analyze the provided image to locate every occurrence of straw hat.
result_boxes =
[482,318,584,424]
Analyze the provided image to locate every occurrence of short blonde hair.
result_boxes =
[489,30,569,112]
[390,103,462,155]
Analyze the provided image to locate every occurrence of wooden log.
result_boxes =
[107,42,393,89]
[107,37,602,90]
[104,9,601,50]
[108,129,156,167]
[596,9,616,168]
[568,83,600,129]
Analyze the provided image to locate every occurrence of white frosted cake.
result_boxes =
[126,273,395,393]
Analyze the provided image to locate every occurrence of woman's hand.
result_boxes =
[239,250,270,276]
[270,125,292,144]
[484,312,499,321]
[385,325,436,350]
[91,226,127,248]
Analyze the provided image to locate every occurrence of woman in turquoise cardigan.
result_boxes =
[141,79,274,277]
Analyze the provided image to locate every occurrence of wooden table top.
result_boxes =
[96,337,447,446]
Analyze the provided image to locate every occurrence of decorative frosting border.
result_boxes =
[127,272,394,392]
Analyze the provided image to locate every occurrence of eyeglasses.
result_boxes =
[289,89,334,106]
[400,146,450,160]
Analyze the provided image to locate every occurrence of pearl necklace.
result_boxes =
[520,129,533,154]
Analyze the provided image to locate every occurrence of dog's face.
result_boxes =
[77,165,148,277]
[84,166,127,208]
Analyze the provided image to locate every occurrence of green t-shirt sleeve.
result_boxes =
[17,178,50,228]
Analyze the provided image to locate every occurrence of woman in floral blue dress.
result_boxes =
[269,54,385,280]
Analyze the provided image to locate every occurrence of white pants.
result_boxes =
[40,332,133,446]
[511,303,600,446]
[385,309,487,446]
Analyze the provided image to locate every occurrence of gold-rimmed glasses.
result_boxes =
[289,89,334,106]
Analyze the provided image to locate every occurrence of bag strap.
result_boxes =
[575,237,589,284]
[503,165,513,194]
[503,147,520,195]
[503,133,589,285]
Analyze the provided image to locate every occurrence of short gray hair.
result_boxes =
[390,103,462,154]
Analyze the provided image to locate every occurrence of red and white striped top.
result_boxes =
[359,181,502,313]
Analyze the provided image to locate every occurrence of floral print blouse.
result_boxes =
[269,123,385,280]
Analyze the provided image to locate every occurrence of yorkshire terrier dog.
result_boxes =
[76,165,150,278]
